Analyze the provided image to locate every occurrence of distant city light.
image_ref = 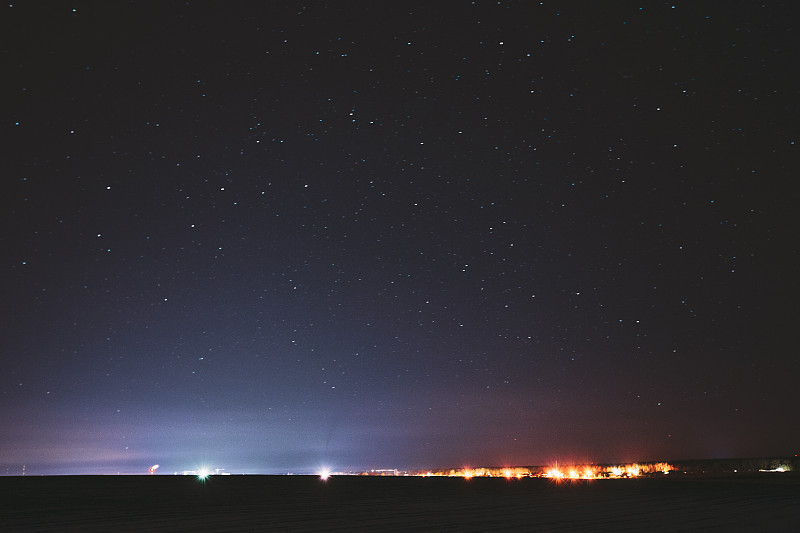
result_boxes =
[354,462,679,480]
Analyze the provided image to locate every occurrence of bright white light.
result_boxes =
[319,467,331,481]
[546,468,564,479]
[197,467,211,481]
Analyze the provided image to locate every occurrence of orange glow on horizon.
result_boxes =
[408,462,675,480]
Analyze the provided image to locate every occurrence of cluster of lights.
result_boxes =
[539,463,672,480]
[409,463,674,480]
[545,467,596,480]
[544,465,644,479]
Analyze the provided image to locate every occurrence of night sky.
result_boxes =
[2,1,798,475]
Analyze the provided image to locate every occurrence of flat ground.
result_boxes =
[2,474,799,531]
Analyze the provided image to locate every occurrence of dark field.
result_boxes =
[2,474,799,532]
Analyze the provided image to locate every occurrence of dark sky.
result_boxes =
[2,1,798,475]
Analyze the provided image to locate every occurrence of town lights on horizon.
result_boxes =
[400,462,676,479]
[545,467,596,480]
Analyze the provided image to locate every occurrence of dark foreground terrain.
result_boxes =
[2,474,799,532]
